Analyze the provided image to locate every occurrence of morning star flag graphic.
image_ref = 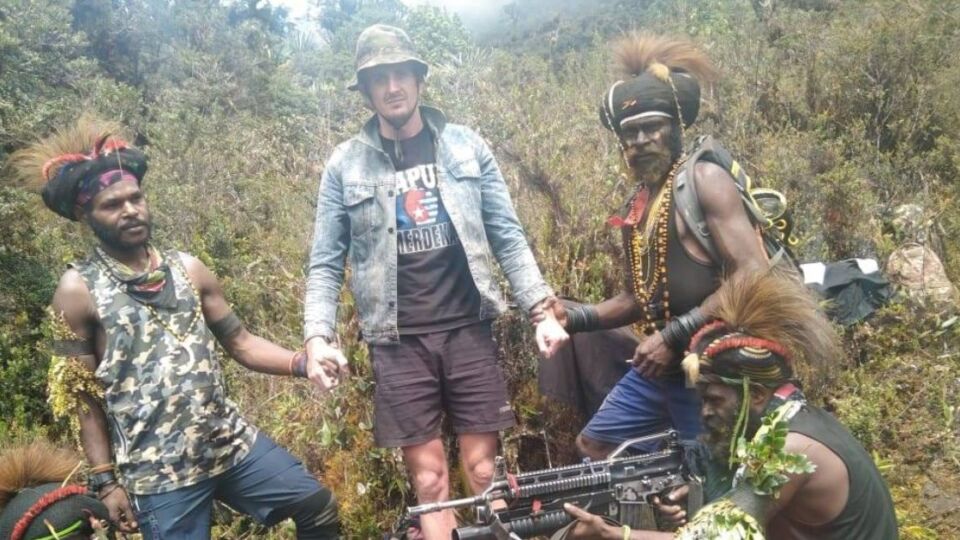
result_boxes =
[395,164,459,255]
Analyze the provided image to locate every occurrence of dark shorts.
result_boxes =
[131,433,333,539]
[370,321,516,447]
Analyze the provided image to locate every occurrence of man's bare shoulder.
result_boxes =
[174,252,220,292]
[785,431,827,456]
[53,269,92,306]
[783,430,849,501]
[692,161,739,198]
[51,269,98,328]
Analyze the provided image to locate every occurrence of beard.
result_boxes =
[701,398,764,465]
[624,130,684,186]
[625,147,674,185]
[88,215,152,252]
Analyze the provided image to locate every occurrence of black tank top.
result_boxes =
[665,205,722,316]
[781,406,899,539]
[620,200,722,321]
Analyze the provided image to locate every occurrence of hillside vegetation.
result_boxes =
[1,0,958,537]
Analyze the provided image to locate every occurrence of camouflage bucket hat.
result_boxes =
[349,24,429,91]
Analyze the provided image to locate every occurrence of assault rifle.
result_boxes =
[406,430,702,540]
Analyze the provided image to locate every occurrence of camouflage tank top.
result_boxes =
[74,250,255,495]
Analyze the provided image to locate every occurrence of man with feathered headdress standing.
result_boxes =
[560,270,898,539]
[9,117,340,538]
[540,34,772,459]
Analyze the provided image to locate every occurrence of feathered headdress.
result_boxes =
[600,33,718,137]
[0,441,110,540]
[681,268,838,387]
[7,114,147,221]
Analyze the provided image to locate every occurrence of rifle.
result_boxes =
[406,430,703,540]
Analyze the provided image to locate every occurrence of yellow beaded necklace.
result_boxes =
[141,272,203,346]
[629,158,683,336]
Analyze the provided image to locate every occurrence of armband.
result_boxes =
[565,305,601,334]
[52,338,95,356]
[661,307,708,352]
[209,312,243,342]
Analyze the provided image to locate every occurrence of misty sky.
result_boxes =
[274,0,512,34]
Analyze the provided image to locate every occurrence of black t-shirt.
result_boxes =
[381,127,482,333]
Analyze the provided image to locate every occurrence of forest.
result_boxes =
[1,0,958,537]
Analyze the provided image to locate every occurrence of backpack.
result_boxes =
[673,135,799,267]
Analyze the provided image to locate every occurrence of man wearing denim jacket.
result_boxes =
[303,24,568,539]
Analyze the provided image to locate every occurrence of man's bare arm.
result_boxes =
[694,161,770,314]
[765,432,847,528]
[51,270,111,466]
[594,291,645,329]
[51,271,138,532]
[633,162,770,376]
[181,254,298,376]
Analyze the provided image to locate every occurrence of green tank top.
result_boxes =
[75,250,255,495]
[784,406,898,539]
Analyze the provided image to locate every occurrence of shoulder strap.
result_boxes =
[673,135,722,263]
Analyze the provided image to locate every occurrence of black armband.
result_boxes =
[661,307,708,352]
[566,305,601,334]
[209,312,243,342]
[52,338,95,356]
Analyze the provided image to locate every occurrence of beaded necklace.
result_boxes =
[628,158,683,336]
[97,248,203,346]
[141,261,203,346]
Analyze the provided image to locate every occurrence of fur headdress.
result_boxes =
[0,441,110,540]
[600,33,718,136]
[682,268,838,387]
[7,114,147,221]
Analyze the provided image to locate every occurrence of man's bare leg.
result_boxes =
[402,437,457,540]
[457,432,498,495]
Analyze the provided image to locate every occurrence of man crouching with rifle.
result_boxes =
[561,270,898,539]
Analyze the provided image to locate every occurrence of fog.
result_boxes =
[401,0,513,35]
[273,0,516,37]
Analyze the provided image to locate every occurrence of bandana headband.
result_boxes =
[75,169,139,206]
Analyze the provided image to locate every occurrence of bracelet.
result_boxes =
[89,463,114,474]
[290,351,308,379]
[566,305,600,334]
[622,525,631,540]
[661,307,708,352]
[88,470,118,492]
[98,483,121,500]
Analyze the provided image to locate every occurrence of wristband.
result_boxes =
[661,307,708,351]
[290,351,308,379]
[88,470,118,492]
[622,525,631,540]
[566,305,600,334]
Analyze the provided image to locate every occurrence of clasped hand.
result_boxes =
[305,337,350,391]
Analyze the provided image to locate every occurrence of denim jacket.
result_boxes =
[304,106,553,344]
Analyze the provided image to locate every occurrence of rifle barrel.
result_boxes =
[407,494,485,517]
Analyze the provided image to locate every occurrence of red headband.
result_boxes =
[10,485,89,540]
